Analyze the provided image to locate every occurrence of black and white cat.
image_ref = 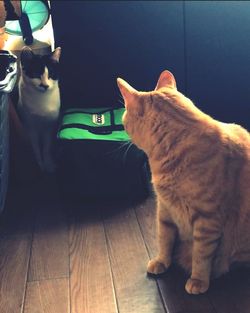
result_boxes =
[18,46,61,172]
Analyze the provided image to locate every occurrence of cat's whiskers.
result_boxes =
[118,94,125,107]
[118,99,125,106]
[105,141,131,156]
[122,141,133,164]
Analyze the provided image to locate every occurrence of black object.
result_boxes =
[0,50,17,213]
[57,140,150,201]
[19,12,33,45]
[3,0,19,20]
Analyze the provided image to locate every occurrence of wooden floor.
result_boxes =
[0,177,250,313]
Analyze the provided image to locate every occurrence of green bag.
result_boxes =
[57,107,150,200]
[58,107,130,141]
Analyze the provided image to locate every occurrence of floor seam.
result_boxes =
[102,212,120,313]
[134,204,169,313]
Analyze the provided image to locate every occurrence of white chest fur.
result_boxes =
[18,77,60,120]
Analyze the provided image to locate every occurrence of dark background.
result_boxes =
[50,1,250,129]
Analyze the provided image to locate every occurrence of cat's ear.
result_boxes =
[155,70,177,90]
[20,46,34,66]
[51,47,61,63]
[117,78,138,106]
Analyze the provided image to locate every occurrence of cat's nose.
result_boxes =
[40,83,49,90]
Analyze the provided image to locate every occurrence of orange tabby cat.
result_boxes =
[117,70,250,294]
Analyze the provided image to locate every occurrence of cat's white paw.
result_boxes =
[147,258,170,275]
[185,278,209,294]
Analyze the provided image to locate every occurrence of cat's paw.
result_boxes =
[185,278,209,295]
[147,258,169,275]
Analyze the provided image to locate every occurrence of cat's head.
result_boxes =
[20,46,61,92]
[117,70,178,151]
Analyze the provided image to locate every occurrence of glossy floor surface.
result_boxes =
[0,178,250,313]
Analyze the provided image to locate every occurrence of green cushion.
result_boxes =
[58,107,130,141]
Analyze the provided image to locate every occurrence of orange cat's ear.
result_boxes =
[155,70,177,90]
[117,78,138,106]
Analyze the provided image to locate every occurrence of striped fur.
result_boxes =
[117,71,250,294]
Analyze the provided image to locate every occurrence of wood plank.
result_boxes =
[135,197,216,313]
[155,267,216,313]
[232,269,250,313]
[208,268,250,313]
[69,207,118,313]
[0,234,32,313]
[104,205,166,313]
[28,178,69,281]
[23,278,70,313]
[0,186,35,313]
[134,197,158,257]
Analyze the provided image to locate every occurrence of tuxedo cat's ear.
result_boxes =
[155,70,177,90]
[117,78,138,107]
[51,47,61,63]
[20,46,34,66]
